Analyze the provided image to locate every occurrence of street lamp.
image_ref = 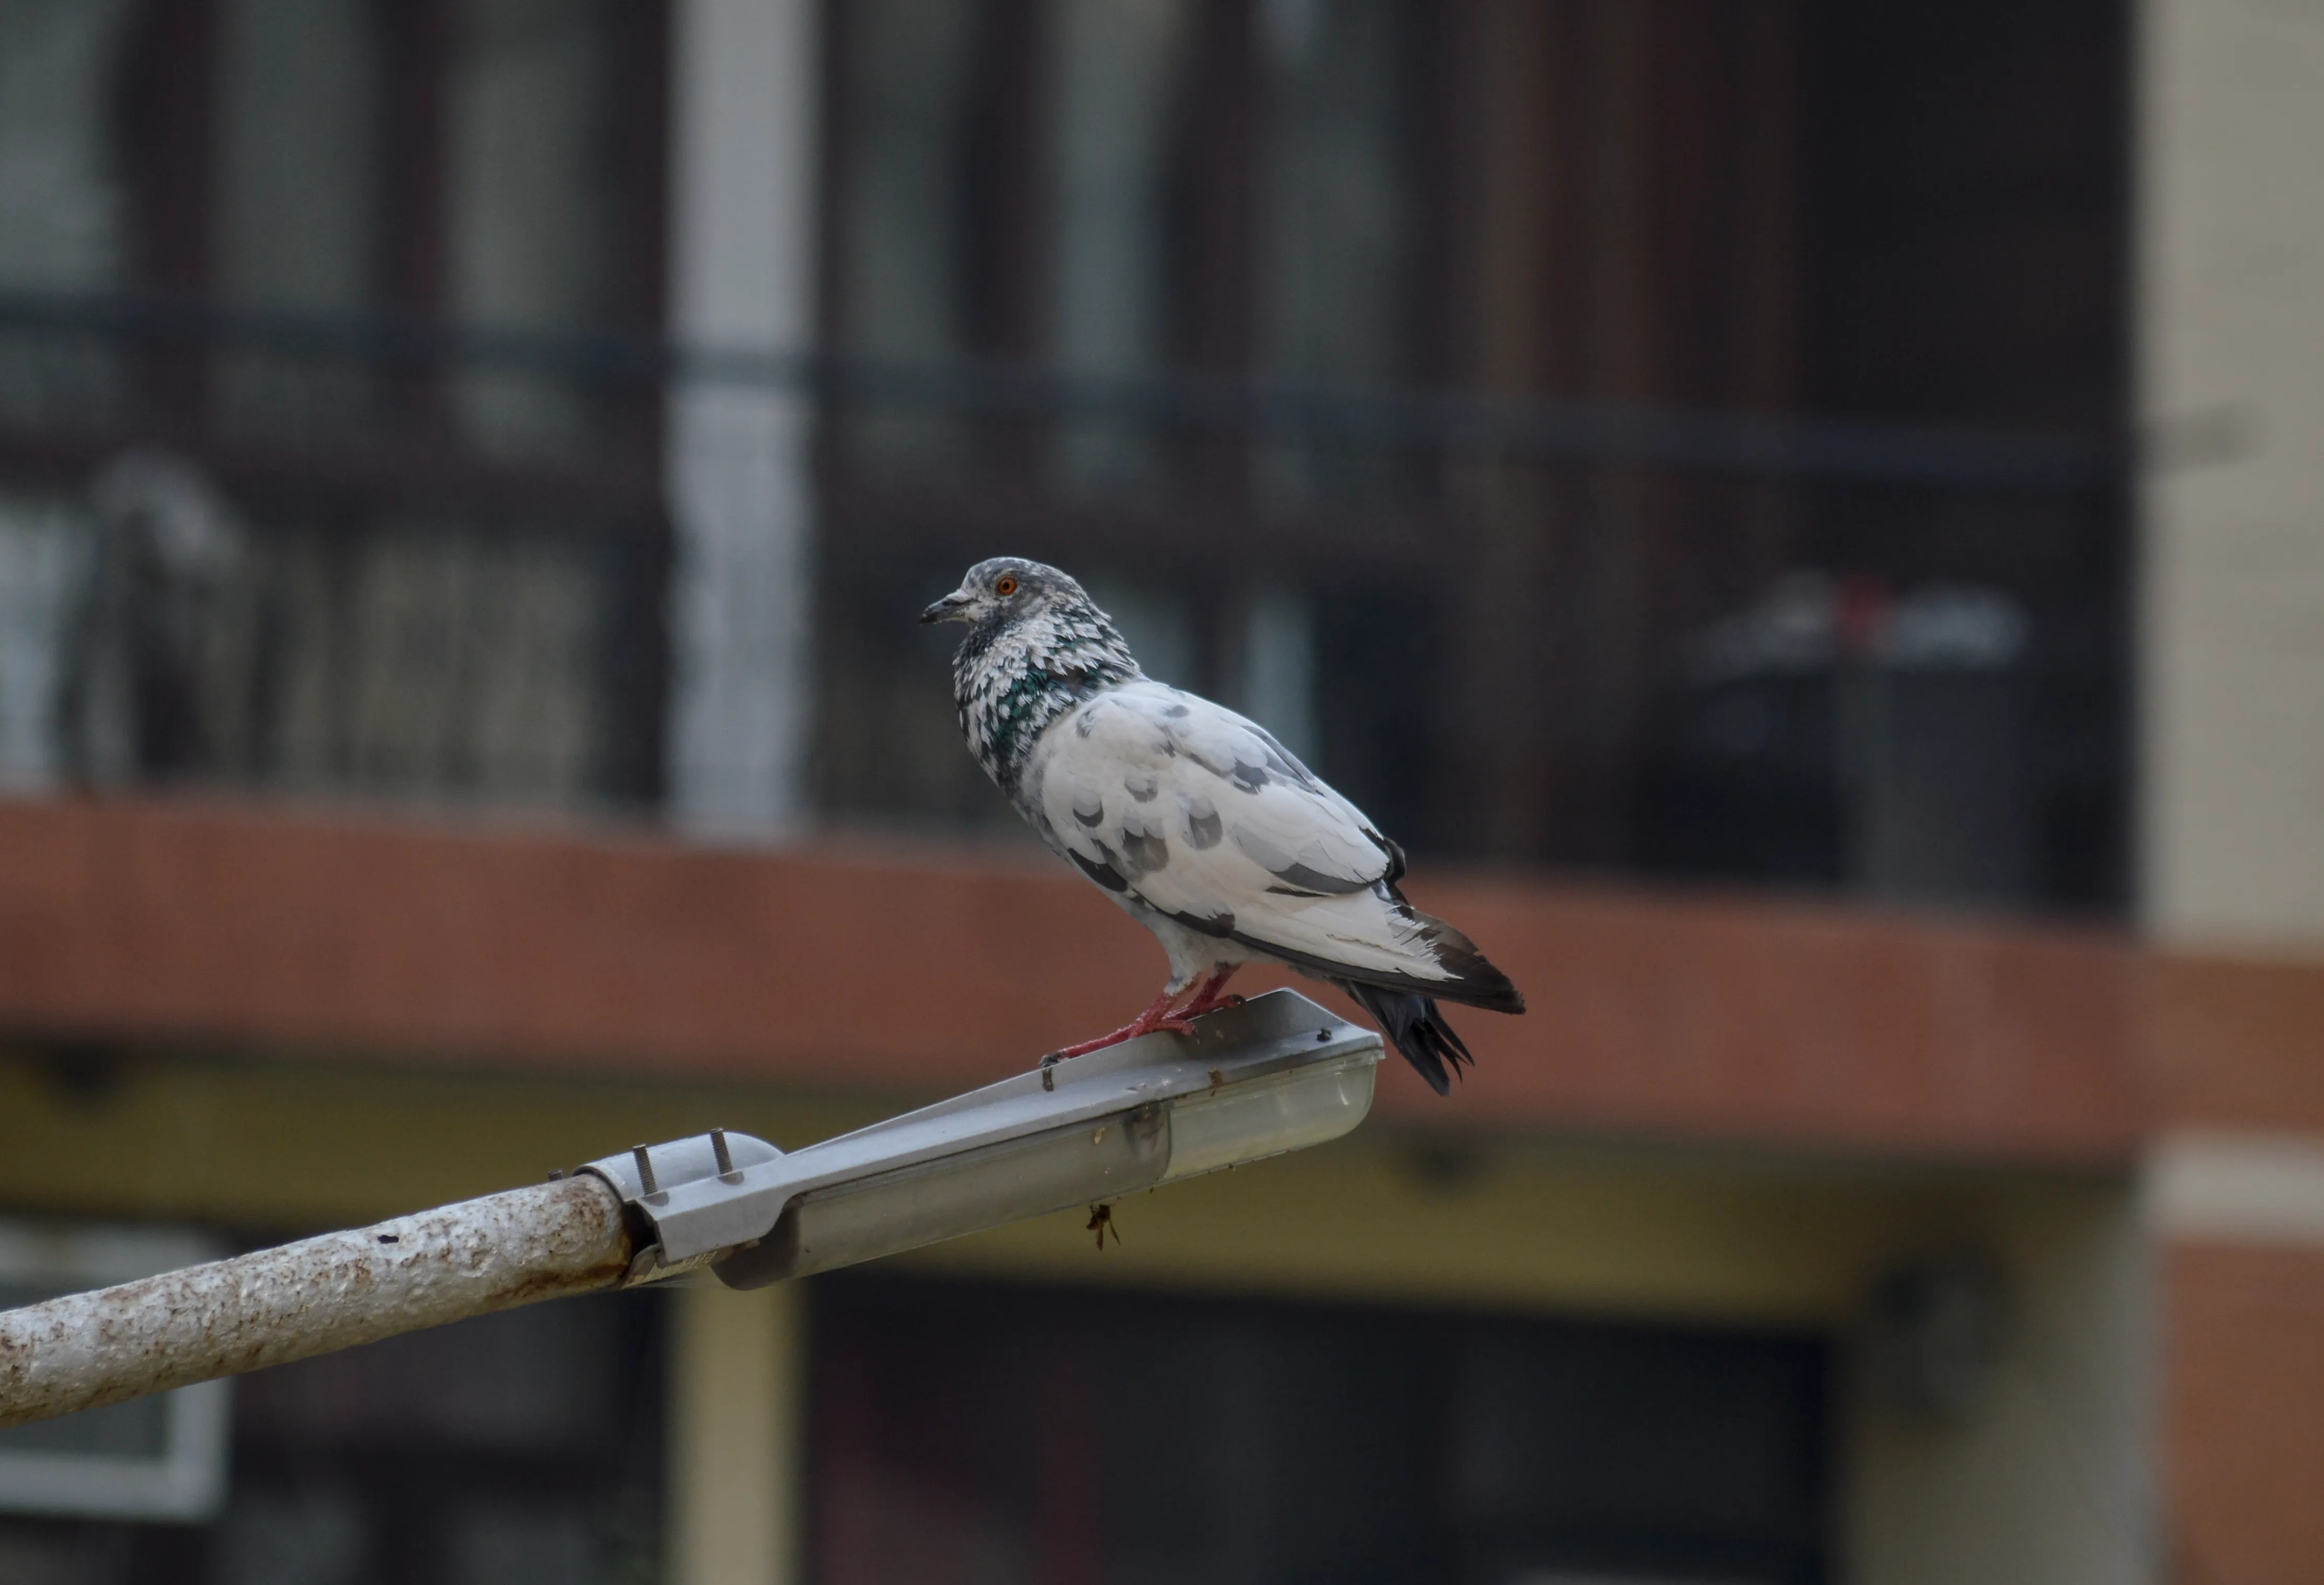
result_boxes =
[0,991,1382,1430]
[603,984,1381,1286]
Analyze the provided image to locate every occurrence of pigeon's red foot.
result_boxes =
[1049,968,1248,1063]
[1174,965,1244,1021]
[1051,988,1202,1060]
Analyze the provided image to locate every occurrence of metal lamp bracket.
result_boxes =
[575,990,1382,1287]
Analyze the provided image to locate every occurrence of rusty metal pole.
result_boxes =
[0,1174,632,1431]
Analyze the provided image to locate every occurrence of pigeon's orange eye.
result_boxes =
[994,575,1019,596]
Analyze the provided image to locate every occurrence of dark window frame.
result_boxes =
[0,0,679,806]
[806,0,2134,914]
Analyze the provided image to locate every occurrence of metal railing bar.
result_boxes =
[0,290,2123,493]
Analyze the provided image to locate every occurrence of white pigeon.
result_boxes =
[921,557,1524,1093]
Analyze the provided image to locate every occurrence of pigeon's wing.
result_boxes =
[1026,682,1515,1004]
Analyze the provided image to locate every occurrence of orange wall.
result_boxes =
[2151,956,2324,1584]
[2148,952,2324,1134]
[0,795,2139,1162]
[2166,1243,2324,1585]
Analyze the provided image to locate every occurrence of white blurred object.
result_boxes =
[88,452,242,581]
[1687,572,2029,683]
[0,497,88,791]
[67,451,247,788]
[1684,570,1843,683]
[1876,582,2029,670]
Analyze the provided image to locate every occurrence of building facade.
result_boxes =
[0,0,2316,1580]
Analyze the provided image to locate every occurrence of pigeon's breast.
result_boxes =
[1014,688,1163,831]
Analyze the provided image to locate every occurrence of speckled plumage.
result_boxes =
[923,557,1523,1093]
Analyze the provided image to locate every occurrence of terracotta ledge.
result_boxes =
[0,795,2147,1164]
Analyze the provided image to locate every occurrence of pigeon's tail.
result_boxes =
[1408,912,1526,1016]
[1307,899,1521,1094]
[1334,981,1477,1097]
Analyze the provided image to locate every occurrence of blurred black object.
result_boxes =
[1867,1254,2012,1422]
[1646,571,2038,907]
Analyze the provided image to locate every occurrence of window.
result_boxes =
[0,0,672,812]
[811,1276,1833,1584]
[0,1285,667,1585]
[0,1222,230,1525]
[813,0,2131,914]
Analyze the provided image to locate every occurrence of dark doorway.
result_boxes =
[811,1276,1832,1585]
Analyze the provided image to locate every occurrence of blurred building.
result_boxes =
[0,0,2314,1581]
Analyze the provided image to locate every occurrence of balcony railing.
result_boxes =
[0,290,2128,912]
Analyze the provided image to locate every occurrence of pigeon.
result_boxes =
[921,557,1524,1093]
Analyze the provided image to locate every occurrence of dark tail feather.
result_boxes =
[1336,981,1475,1097]
[1402,908,1526,1015]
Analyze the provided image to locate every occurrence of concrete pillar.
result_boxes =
[666,1281,807,1585]
[663,0,819,839]
[2138,6,2324,1580]
[2139,0,2324,947]
[1843,1183,2156,1585]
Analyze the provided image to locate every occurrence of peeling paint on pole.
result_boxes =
[0,1175,633,1430]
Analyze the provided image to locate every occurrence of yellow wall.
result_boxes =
[2,1043,2149,1584]
[2,1040,2100,1327]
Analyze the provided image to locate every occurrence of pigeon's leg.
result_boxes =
[1051,987,1203,1060]
[1174,964,1244,1020]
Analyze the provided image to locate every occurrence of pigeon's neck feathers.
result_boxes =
[953,596,1141,791]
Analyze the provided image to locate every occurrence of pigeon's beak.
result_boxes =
[919,589,974,625]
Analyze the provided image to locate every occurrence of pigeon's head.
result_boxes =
[919,557,1100,643]
[926,558,1142,782]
